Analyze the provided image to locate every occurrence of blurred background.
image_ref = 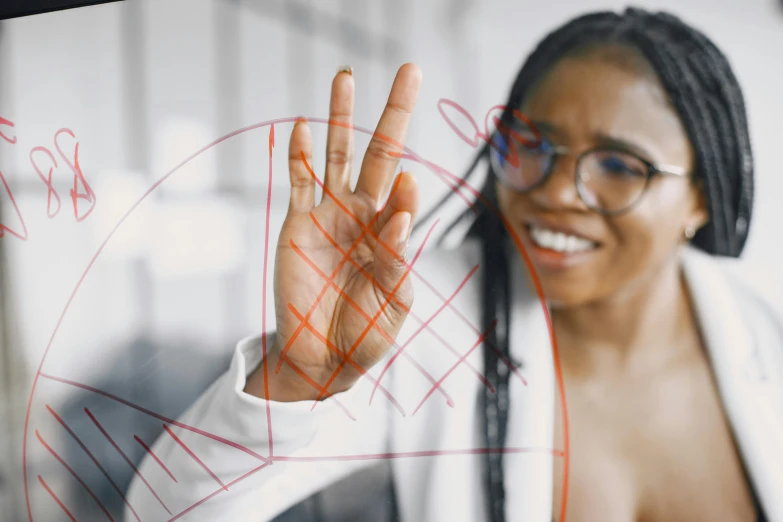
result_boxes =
[0,0,782,520]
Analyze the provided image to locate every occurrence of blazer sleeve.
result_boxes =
[125,335,391,522]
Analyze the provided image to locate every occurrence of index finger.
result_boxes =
[354,63,422,205]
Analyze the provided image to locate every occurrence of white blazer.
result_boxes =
[126,241,783,521]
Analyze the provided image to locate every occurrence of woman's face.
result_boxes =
[497,47,708,308]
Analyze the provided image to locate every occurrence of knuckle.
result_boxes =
[366,141,400,163]
[385,101,412,117]
[289,174,313,188]
[326,149,353,166]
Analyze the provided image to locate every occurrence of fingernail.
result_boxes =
[337,65,353,76]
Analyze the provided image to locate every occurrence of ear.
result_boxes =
[686,179,710,232]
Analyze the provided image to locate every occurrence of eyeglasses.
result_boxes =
[488,126,689,215]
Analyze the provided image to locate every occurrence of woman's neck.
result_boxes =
[552,251,697,378]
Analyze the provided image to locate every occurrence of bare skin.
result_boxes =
[245,50,758,520]
[496,49,756,521]
[244,64,423,402]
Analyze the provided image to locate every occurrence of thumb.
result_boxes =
[372,210,412,307]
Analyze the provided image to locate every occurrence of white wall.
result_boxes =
[0,0,781,520]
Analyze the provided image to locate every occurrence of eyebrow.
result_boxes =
[593,134,655,162]
[523,119,657,161]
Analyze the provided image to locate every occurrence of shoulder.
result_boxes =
[681,246,783,381]
[683,247,782,330]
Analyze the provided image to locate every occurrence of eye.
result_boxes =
[596,152,646,178]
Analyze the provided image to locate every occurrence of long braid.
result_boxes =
[413,8,755,522]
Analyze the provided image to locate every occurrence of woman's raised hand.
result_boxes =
[246,64,422,402]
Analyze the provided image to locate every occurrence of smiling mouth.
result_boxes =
[527,225,598,254]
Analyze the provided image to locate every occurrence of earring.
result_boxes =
[684,225,696,240]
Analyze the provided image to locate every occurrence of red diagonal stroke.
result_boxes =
[411,270,528,387]
[166,461,271,522]
[299,153,508,402]
[371,264,483,402]
[39,373,268,463]
[360,152,530,388]
[84,408,171,515]
[21,116,565,522]
[162,424,227,491]
[309,213,493,396]
[36,430,115,521]
[287,303,406,416]
[277,355,356,420]
[289,240,453,407]
[310,219,436,406]
[45,405,141,522]
[37,475,77,522]
[276,170,406,374]
[135,435,177,483]
[412,320,498,416]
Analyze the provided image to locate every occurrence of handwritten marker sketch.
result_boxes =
[13,113,564,521]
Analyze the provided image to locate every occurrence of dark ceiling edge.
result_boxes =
[0,0,123,21]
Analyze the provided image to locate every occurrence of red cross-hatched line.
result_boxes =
[135,435,178,483]
[85,407,171,515]
[277,354,357,420]
[412,320,498,417]
[39,373,268,463]
[36,430,115,521]
[305,218,437,406]
[287,303,407,415]
[415,274,528,387]
[45,404,141,522]
[395,153,530,388]
[288,238,454,408]
[308,213,493,398]
[297,154,498,406]
[297,153,458,408]
[37,475,77,522]
[275,170,406,375]
[370,263,483,403]
[163,424,227,491]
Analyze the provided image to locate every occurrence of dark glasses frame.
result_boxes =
[489,134,690,216]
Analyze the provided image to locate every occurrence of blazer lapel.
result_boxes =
[682,248,783,521]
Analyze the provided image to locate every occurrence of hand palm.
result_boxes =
[272,65,422,395]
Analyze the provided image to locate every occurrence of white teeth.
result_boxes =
[529,226,596,253]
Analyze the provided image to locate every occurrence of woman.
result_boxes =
[127,8,783,522]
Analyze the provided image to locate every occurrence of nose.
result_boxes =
[527,154,585,210]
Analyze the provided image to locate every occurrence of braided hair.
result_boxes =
[413,7,755,522]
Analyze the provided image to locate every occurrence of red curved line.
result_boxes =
[276,446,564,462]
[22,116,566,522]
[261,126,275,458]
